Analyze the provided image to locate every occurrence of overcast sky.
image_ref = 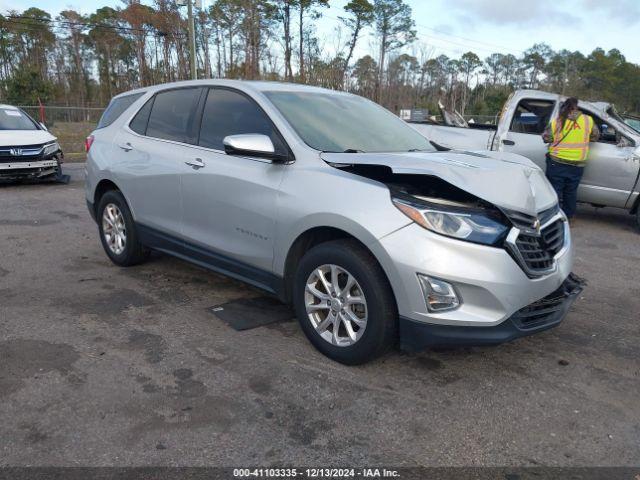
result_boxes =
[3,0,640,64]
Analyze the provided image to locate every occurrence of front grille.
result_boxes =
[0,144,45,163]
[511,273,584,330]
[505,205,566,277]
[515,220,565,272]
[507,204,559,230]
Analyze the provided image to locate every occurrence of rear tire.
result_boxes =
[97,190,148,267]
[293,239,397,365]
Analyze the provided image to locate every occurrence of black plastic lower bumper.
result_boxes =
[0,158,63,182]
[399,273,585,352]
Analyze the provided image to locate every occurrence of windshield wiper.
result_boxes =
[321,149,365,153]
[429,141,450,152]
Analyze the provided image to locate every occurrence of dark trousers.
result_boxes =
[545,156,584,219]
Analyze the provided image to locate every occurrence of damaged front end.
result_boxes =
[0,142,67,183]
[388,176,511,247]
[346,164,513,247]
[323,150,582,350]
[400,273,585,351]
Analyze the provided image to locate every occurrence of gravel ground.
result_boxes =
[0,163,638,467]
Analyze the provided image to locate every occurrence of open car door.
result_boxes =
[497,98,557,171]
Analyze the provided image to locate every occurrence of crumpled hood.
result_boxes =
[322,149,557,216]
[0,129,57,147]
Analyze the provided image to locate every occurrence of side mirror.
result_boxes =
[39,122,48,131]
[223,134,287,162]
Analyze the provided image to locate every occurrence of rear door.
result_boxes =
[114,87,203,238]
[497,98,557,170]
[179,87,289,284]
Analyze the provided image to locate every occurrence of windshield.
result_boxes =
[264,91,435,153]
[623,115,640,133]
[606,106,640,135]
[0,107,39,130]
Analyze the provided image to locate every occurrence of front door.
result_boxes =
[576,109,639,208]
[180,88,289,289]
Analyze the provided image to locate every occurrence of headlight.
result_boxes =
[43,141,61,157]
[392,196,509,246]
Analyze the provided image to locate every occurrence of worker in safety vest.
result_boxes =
[542,97,599,224]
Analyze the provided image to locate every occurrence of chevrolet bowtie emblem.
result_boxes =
[533,218,541,232]
[10,148,23,156]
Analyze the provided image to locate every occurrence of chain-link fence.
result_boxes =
[18,105,105,126]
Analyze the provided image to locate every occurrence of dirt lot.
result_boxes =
[0,164,638,467]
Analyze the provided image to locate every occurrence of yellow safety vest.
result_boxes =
[549,114,594,162]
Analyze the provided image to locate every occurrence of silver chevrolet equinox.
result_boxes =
[85,80,584,365]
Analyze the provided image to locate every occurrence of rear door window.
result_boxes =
[146,88,201,143]
[98,92,144,129]
[198,88,286,154]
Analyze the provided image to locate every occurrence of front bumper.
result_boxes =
[399,273,585,351]
[372,221,574,327]
[0,159,61,180]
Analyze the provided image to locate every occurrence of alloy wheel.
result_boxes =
[102,203,127,255]
[304,264,368,347]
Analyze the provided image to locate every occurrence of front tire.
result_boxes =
[293,239,397,365]
[97,190,148,267]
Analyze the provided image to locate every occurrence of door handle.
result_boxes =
[502,139,516,146]
[185,158,205,169]
[118,142,133,152]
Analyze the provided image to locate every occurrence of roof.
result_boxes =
[511,89,617,116]
[512,89,561,101]
[114,79,348,100]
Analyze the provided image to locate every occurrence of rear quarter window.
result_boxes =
[97,92,145,129]
[129,97,154,135]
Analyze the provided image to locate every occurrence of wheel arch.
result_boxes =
[279,224,398,309]
[92,179,122,218]
[630,193,640,215]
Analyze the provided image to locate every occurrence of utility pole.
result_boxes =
[178,0,198,80]
[187,0,197,80]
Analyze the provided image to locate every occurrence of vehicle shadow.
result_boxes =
[576,205,637,231]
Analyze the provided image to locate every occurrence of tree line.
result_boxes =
[1,0,639,117]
